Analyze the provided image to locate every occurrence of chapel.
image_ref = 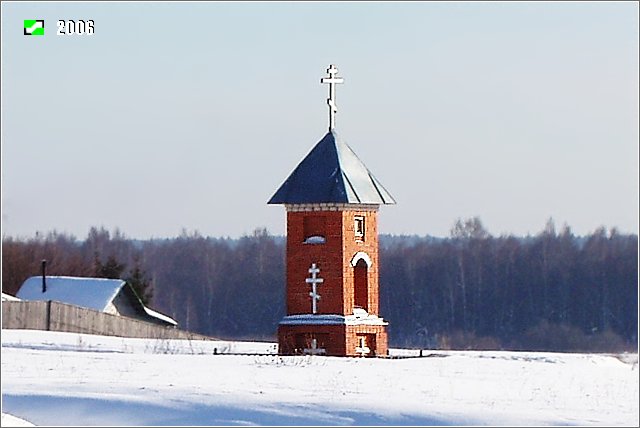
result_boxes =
[268,65,395,357]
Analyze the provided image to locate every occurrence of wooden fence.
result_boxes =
[1,300,214,341]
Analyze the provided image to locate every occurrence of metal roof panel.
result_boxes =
[268,130,396,205]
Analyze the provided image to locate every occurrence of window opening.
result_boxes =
[354,216,365,241]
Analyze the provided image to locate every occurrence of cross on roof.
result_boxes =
[305,263,324,314]
[320,64,344,131]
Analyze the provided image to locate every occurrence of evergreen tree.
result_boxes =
[126,258,153,306]
[93,253,126,279]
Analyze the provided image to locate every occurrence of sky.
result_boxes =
[1,1,638,240]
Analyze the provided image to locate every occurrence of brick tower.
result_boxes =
[268,65,395,357]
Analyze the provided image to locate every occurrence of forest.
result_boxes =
[2,217,637,352]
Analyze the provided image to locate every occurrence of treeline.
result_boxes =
[380,218,637,352]
[2,227,284,340]
[2,219,637,352]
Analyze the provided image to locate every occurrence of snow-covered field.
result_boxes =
[1,329,638,426]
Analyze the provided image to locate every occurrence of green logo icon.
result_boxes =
[24,20,44,36]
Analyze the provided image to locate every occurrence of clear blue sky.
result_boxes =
[2,1,638,239]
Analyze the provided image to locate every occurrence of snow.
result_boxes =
[1,413,34,427]
[143,307,178,326]
[280,313,388,326]
[1,293,21,302]
[304,235,326,244]
[1,329,638,426]
[16,276,126,312]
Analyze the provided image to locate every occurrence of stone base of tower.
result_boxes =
[278,315,388,357]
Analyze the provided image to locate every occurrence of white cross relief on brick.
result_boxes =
[306,263,324,314]
[304,338,326,355]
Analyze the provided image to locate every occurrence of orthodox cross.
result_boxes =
[355,336,371,357]
[304,338,326,355]
[320,64,344,131]
[306,263,324,314]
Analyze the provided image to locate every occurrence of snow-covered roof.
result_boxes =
[143,306,178,326]
[279,313,388,326]
[16,276,177,326]
[17,276,126,312]
[2,292,21,302]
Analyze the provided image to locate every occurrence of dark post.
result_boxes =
[46,300,52,331]
[41,260,47,293]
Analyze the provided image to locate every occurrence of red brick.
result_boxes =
[279,208,388,356]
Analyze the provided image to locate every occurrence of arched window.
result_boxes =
[350,252,371,313]
[303,216,326,244]
[354,258,368,311]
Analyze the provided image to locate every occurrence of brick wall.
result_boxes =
[279,324,388,357]
[281,205,388,357]
[341,210,380,315]
[286,210,345,315]
[346,324,388,357]
[286,209,381,316]
[278,324,346,356]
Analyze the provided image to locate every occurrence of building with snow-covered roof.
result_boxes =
[16,276,177,327]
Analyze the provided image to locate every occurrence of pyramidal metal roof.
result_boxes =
[268,130,396,205]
